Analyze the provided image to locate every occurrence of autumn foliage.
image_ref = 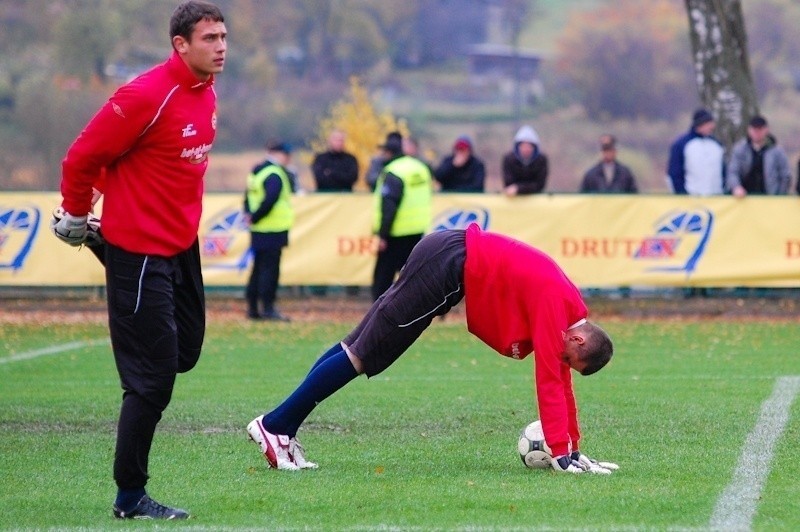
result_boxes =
[310,77,408,191]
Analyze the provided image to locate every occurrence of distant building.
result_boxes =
[466,44,542,82]
[466,44,544,103]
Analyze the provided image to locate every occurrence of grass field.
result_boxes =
[1,315,799,530]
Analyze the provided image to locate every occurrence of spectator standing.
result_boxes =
[667,108,725,195]
[433,135,486,192]
[502,125,548,196]
[311,129,359,191]
[244,140,295,321]
[726,115,791,197]
[579,135,638,193]
[371,132,433,300]
[365,132,402,192]
[50,1,226,520]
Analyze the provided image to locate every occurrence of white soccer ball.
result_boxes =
[517,420,552,469]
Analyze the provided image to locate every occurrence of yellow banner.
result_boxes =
[2,192,799,287]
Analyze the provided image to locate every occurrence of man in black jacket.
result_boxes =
[579,135,638,193]
[312,129,359,191]
[433,135,485,192]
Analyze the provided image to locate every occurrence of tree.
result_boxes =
[310,76,408,191]
[555,0,695,121]
[53,1,122,83]
[684,0,758,150]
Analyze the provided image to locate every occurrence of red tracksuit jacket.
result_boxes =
[61,51,218,257]
[463,223,588,457]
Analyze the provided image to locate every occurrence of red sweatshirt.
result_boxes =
[463,224,588,456]
[61,51,217,256]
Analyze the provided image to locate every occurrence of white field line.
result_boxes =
[0,338,109,364]
[709,376,800,531]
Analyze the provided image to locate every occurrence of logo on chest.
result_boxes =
[182,123,198,138]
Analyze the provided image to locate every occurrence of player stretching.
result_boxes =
[247,223,618,474]
[51,1,226,519]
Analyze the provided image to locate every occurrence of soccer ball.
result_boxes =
[517,420,552,469]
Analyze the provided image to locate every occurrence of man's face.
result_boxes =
[328,131,345,152]
[518,141,535,159]
[174,19,227,81]
[749,125,769,145]
[600,146,616,163]
[696,121,715,136]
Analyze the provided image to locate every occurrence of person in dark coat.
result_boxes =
[502,125,548,196]
[433,135,486,192]
[579,134,638,193]
[311,129,359,191]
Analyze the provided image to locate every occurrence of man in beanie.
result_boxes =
[371,131,433,300]
[726,115,791,197]
[666,108,725,195]
[433,134,486,192]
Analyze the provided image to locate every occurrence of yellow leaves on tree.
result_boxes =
[311,76,408,191]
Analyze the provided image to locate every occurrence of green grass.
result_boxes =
[1,318,799,530]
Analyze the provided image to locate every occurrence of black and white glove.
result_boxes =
[551,454,584,474]
[51,207,103,247]
[570,451,619,474]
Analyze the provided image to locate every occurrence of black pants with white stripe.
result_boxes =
[344,229,466,377]
[104,240,205,490]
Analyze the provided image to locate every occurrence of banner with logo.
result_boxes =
[2,192,799,287]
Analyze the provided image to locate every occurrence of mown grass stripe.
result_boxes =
[0,338,108,364]
[709,376,800,531]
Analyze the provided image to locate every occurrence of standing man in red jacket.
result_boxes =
[51,1,226,520]
[247,224,617,474]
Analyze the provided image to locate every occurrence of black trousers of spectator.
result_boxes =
[105,240,205,490]
[246,247,283,315]
[371,233,422,301]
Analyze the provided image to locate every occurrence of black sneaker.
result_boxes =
[113,495,189,520]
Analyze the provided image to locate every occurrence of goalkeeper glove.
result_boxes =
[571,451,619,474]
[551,454,584,474]
[51,207,103,247]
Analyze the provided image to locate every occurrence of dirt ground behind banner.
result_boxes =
[1,289,799,325]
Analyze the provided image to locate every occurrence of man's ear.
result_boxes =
[173,35,189,54]
[569,333,586,346]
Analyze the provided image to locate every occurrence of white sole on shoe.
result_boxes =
[246,417,300,471]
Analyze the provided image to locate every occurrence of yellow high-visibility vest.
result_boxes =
[373,156,432,236]
[246,163,294,233]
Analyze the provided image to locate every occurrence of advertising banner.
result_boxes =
[2,192,799,287]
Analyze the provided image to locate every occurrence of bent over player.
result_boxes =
[247,223,618,474]
[51,1,226,520]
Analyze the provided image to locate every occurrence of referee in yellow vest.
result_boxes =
[372,132,433,300]
[244,139,295,321]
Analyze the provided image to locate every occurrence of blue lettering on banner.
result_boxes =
[199,207,250,271]
[431,207,490,232]
[634,208,713,276]
[0,205,40,271]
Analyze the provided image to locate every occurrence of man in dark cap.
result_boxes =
[433,134,486,192]
[244,139,295,321]
[666,108,725,195]
[370,131,433,300]
[726,115,791,197]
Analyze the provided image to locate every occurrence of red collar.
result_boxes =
[166,50,215,89]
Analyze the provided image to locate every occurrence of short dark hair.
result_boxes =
[170,1,224,43]
[578,323,613,376]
